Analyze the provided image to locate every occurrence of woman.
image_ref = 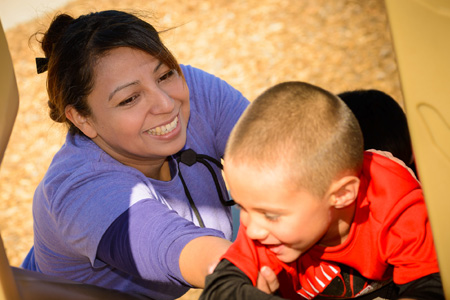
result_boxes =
[22,10,276,299]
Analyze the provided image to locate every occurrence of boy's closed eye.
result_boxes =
[235,202,281,221]
[263,213,280,222]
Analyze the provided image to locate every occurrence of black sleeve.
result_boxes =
[396,273,444,300]
[199,259,285,300]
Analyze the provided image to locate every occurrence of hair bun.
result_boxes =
[41,14,74,58]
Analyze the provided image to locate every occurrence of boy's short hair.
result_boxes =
[225,81,364,197]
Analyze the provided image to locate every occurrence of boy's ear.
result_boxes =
[65,105,98,138]
[328,175,360,209]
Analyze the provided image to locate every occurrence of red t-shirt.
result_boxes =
[222,151,439,299]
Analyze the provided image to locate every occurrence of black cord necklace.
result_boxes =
[176,149,235,228]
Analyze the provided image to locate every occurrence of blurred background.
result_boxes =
[0,0,402,298]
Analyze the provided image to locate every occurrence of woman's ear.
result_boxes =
[65,106,98,138]
[328,175,360,209]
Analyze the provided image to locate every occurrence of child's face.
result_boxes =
[224,160,334,263]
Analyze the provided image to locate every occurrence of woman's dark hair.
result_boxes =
[40,10,181,135]
[338,89,414,167]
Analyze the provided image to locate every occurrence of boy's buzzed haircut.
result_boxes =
[225,81,364,197]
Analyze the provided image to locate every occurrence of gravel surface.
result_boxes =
[1,0,402,299]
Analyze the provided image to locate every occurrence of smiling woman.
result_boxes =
[66,47,190,178]
[19,9,253,300]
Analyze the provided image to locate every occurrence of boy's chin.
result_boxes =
[277,250,301,263]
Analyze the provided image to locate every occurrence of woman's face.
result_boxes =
[79,47,190,171]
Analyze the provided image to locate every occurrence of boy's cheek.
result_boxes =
[239,210,248,226]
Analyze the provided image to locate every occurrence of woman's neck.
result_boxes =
[157,159,172,181]
[137,159,171,181]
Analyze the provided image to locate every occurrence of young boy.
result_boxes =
[200,82,443,299]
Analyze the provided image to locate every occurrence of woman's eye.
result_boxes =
[157,69,177,83]
[118,95,138,106]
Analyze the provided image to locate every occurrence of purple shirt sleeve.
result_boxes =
[97,199,225,285]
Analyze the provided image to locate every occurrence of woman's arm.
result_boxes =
[179,237,280,291]
[179,236,231,287]
[97,199,227,284]
[98,199,279,291]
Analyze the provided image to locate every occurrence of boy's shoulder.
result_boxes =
[358,150,423,220]
[362,150,419,186]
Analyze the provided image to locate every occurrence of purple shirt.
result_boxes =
[22,65,249,299]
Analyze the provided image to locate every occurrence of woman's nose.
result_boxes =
[148,87,175,114]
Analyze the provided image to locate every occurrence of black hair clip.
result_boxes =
[36,57,49,74]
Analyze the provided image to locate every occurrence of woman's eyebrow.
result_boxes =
[153,60,163,73]
[108,81,139,101]
[108,61,164,101]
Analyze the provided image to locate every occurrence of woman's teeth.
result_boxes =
[147,117,178,136]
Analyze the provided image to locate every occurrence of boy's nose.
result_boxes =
[245,220,269,241]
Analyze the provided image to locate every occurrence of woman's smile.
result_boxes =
[147,115,179,136]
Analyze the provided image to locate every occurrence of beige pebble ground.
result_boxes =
[1,0,402,299]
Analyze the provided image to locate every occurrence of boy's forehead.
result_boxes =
[226,165,309,211]
[224,159,292,188]
[224,158,271,174]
